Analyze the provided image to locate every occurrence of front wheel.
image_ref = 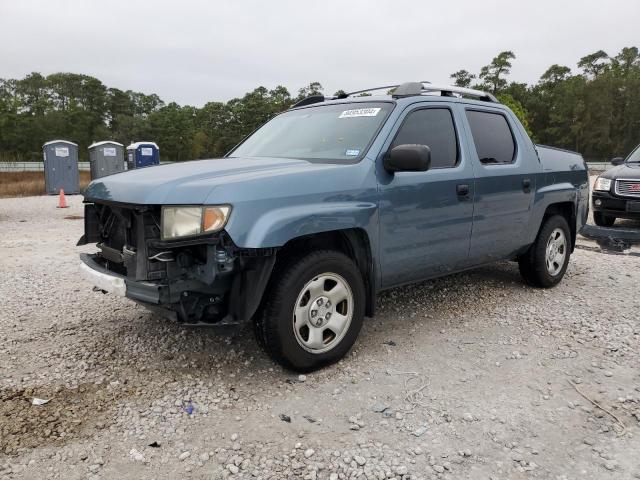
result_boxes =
[593,211,616,227]
[518,215,571,288]
[256,250,365,372]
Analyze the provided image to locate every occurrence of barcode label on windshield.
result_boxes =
[339,108,381,118]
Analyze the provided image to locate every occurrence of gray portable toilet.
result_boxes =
[42,140,80,194]
[88,141,125,179]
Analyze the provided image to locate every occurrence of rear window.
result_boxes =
[390,108,458,168]
[465,110,516,164]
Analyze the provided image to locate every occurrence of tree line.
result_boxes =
[1,47,639,163]
[451,47,640,160]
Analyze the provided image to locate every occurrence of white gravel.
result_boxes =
[1,194,639,479]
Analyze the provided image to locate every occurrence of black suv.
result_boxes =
[592,145,640,226]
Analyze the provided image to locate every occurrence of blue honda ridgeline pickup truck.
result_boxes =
[78,82,589,371]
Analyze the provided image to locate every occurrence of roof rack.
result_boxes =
[387,81,497,102]
[337,81,431,98]
[416,83,498,102]
[290,82,433,108]
[290,81,498,109]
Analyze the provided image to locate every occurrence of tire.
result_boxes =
[255,250,365,372]
[593,211,616,227]
[518,215,571,288]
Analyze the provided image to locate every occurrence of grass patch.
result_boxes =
[0,171,91,198]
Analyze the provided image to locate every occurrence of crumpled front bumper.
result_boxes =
[79,253,166,305]
[79,240,277,324]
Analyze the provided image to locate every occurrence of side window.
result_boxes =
[465,110,516,164]
[391,108,458,168]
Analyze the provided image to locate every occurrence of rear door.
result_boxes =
[463,107,537,263]
[378,103,475,287]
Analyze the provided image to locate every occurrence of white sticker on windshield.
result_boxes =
[141,147,153,156]
[103,147,116,157]
[339,108,381,119]
[345,149,360,156]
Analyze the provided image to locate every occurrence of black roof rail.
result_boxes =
[290,95,326,108]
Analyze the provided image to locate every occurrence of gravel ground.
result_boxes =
[1,193,639,480]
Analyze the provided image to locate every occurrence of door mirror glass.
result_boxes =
[384,144,431,173]
[611,157,625,166]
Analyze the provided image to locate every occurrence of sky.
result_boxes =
[1,0,639,106]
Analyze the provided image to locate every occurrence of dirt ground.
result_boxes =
[0,194,639,480]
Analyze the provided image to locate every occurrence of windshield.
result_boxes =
[229,102,393,161]
[627,145,640,163]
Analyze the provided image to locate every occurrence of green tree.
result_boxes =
[296,82,323,100]
[450,69,476,88]
[578,50,609,77]
[497,93,533,138]
[1,53,640,164]
[479,51,516,93]
[540,65,572,84]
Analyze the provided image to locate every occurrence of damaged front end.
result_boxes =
[78,201,276,325]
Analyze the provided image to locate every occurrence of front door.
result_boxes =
[378,104,475,288]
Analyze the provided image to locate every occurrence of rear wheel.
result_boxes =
[256,250,365,371]
[518,215,571,288]
[593,211,616,227]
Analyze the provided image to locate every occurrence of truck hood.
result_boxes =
[83,157,342,205]
[599,162,640,180]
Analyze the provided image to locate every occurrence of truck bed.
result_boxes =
[536,144,587,173]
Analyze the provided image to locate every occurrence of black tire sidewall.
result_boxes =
[261,251,365,371]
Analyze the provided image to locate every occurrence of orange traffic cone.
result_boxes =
[57,189,68,209]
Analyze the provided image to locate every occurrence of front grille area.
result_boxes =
[615,179,640,198]
[87,203,166,281]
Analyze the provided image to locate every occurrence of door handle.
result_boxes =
[522,178,531,193]
[456,184,470,198]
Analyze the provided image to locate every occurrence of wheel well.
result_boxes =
[543,202,576,251]
[276,229,376,317]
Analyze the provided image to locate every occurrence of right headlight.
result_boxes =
[161,205,231,240]
[594,177,612,192]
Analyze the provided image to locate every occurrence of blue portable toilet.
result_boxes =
[126,142,160,169]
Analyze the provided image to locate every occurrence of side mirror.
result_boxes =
[611,157,625,166]
[384,144,431,173]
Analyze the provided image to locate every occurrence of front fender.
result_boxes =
[226,201,378,248]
